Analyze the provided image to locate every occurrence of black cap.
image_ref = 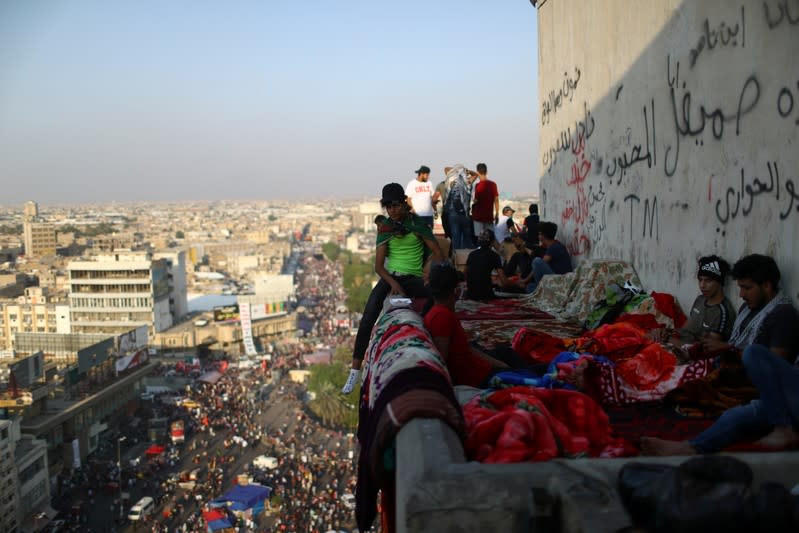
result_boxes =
[414,165,431,175]
[381,183,407,203]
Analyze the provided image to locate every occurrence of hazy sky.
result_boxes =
[0,1,538,205]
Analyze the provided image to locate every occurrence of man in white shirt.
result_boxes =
[494,205,519,243]
[406,165,436,228]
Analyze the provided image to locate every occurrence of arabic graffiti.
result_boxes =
[542,102,596,172]
[586,183,607,245]
[777,82,799,124]
[663,55,761,177]
[561,132,592,256]
[690,6,746,69]
[763,0,799,29]
[624,195,659,241]
[714,161,799,225]
[542,67,582,126]
[604,99,657,184]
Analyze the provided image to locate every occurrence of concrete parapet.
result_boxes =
[395,417,799,533]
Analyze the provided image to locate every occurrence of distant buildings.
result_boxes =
[0,288,70,351]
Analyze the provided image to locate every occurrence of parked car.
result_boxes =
[128,496,155,521]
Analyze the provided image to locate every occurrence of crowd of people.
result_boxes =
[49,244,371,532]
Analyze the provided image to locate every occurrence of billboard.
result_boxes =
[116,325,148,354]
[249,300,287,320]
[213,304,240,322]
[77,337,115,374]
[9,351,44,387]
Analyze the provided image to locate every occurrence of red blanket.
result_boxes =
[574,322,651,360]
[463,386,630,463]
[511,328,569,364]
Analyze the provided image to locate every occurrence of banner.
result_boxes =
[213,304,240,322]
[239,302,258,356]
[72,438,81,469]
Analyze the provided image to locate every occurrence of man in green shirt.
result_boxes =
[343,183,444,393]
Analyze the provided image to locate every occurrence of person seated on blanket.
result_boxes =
[655,255,737,350]
[341,182,444,394]
[424,263,533,388]
[641,254,799,455]
[465,229,514,300]
[520,221,573,293]
[504,233,533,279]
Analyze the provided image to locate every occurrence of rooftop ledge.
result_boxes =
[395,418,799,533]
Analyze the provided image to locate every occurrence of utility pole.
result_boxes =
[117,436,126,521]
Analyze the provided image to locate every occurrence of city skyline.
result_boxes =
[0,1,540,205]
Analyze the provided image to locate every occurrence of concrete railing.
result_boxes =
[394,418,799,533]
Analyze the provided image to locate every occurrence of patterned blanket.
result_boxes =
[356,307,465,533]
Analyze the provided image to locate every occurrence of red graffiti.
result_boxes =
[560,133,592,255]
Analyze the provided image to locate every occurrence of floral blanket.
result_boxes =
[356,306,465,533]
[361,307,451,410]
[455,297,554,321]
[528,260,643,323]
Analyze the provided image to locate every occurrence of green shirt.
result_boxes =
[385,232,424,277]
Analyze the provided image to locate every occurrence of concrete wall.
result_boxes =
[537,0,799,307]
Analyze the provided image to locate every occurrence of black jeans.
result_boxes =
[352,274,429,362]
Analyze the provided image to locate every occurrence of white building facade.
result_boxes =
[68,252,187,337]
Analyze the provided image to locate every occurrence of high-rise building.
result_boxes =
[21,201,56,259]
[22,221,57,259]
[67,251,187,337]
[0,420,20,532]
[22,201,38,220]
[153,250,189,323]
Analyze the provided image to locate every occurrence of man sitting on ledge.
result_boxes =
[342,182,443,394]
[642,254,799,455]
[424,263,532,387]
[520,221,573,293]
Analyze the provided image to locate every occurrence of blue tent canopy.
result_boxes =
[210,483,271,511]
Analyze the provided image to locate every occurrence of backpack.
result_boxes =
[583,282,639,330]
[445,179,468,215]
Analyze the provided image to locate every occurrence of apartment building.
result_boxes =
[67,251,187,337]
[22,221,57,259]
[0,420,20,533]
[0,288,70,351]
[14,431,51,532]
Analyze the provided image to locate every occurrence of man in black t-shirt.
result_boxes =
[465,230,507,300]
[643,254,799,455]
[504,233,533,280]
[520,221,573,293]
[522,203,540,249]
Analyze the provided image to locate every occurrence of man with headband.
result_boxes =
[665,255,737,344]
[643,254,799,455]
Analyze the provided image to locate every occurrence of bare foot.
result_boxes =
[640,436,697,456]
[755,426,799,450]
